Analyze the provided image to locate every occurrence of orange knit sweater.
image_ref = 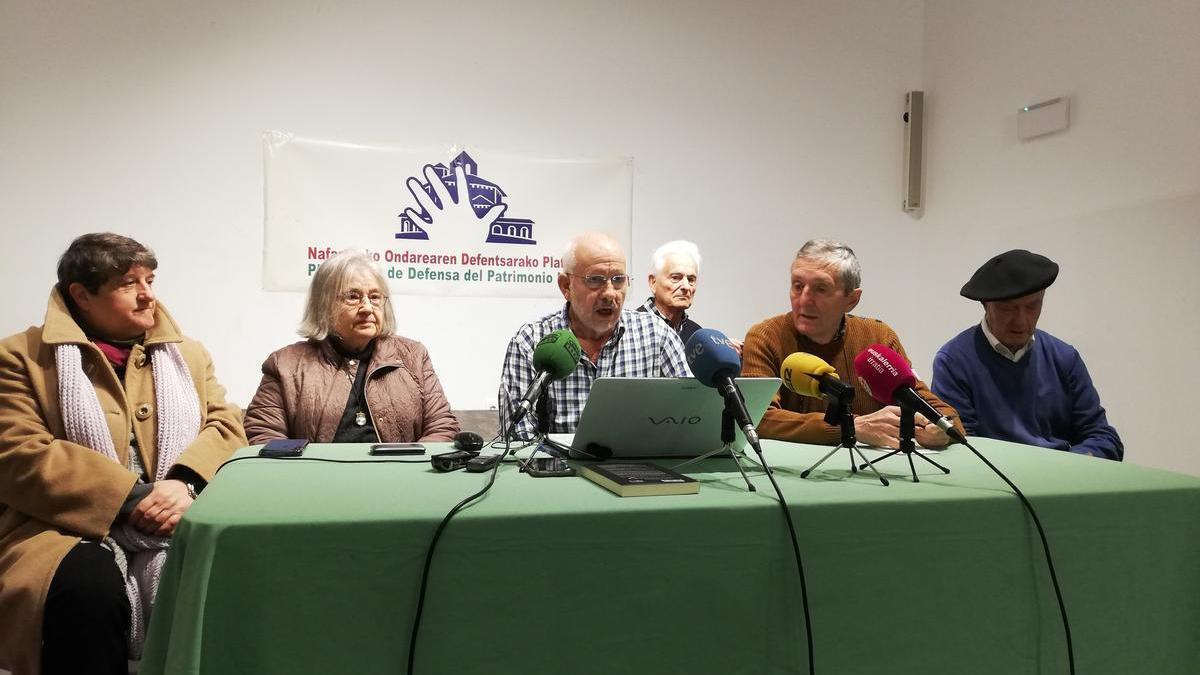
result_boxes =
[741,312,962,445]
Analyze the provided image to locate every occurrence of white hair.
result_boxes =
[299,250,396,340]
[650,240,702,276]
[561,231,623,273]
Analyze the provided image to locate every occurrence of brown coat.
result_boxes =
[243,336,459,444]
[0,289,247,675]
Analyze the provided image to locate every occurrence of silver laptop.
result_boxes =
[567,377,781,459]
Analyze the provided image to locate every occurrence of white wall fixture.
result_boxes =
[902,90,924,212]
[1017,96,1070,140]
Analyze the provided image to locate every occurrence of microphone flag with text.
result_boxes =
[852,344,965,444]
[511,329,581,429]
[684,328,762,449]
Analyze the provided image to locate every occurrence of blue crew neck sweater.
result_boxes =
[931,326,1122,460]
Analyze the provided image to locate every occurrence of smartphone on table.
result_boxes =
[259,439,309,458]
[370,443,426,456]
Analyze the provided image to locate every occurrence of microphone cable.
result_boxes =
[408,388,533,674]
[748,440,816,675]
[844,336,1072,671]
[214,441,516,675]
[406,431,509,675]
[957,437,1075,674]
[215,454,431,473]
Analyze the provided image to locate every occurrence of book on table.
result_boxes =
[579,462,700,497]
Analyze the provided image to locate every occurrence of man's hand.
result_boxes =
[854,406,902,449]
[914,414,952,449]
[402,163,506,233]
[129,479,194,537]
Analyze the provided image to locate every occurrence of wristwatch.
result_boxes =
[185,482,198,500]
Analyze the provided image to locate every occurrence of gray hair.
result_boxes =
[299,250,396,340]
[57,232,158,295]
[650,240,701,275]
[795,239,861,293]
[561,231,623,273]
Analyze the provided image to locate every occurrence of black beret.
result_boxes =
[961,249,1059,302]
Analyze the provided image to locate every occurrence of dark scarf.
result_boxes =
[329,336,379,443]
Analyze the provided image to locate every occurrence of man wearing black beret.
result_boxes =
[930,250,1123,460]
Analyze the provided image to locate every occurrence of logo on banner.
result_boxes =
[263,133,631,296]
[396,151,537,246]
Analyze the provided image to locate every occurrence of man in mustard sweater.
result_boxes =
[741,239,962,448]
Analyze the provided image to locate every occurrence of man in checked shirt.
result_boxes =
[500,232,692,439]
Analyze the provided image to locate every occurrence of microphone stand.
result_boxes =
[671,395,759,492]
[503,383,555,470]
[858,405,950,482]
[521,386,566,472]
[800,381,889,486]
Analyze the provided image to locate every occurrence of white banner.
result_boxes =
[263,132,633,297]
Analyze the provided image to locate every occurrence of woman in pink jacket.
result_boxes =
[244,251,459,445]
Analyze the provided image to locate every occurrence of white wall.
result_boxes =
[917,0,1200,475]
[2,0,1196,475]
[0,0,922,405]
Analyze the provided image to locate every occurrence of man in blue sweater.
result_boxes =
[931,249,1123,460]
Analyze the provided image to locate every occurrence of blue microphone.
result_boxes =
[685,329,761,449]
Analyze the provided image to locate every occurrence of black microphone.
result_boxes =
[685,329,761,449]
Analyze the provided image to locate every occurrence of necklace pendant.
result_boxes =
[355,411,366,426]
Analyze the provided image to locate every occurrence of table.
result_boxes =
[140,439,1200,674]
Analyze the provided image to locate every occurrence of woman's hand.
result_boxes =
[129,479,194,537]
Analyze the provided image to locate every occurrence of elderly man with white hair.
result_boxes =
[499,232,691,439]
[637,240,705,344]
[638,239,742,354]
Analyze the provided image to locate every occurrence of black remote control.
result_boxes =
[466,454,502,472]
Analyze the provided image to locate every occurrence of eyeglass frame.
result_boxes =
[339,290,390,308]
[566,273,631,290]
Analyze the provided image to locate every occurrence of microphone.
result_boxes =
[511,329,581,428]
[780,352,853,402]
[780,352,861,451]
[685,329,761,449]
[852,344,965,444]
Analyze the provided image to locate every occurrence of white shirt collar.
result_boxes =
[980,319,1034,362]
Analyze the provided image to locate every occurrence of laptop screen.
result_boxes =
[568,377,781,458]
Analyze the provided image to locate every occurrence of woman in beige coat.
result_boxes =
[244,250,459,444]
[0,233,246,675]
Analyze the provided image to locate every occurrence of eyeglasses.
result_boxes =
[568,273,630,290]
[340,291,389,307]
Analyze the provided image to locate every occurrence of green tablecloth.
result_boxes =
[140,439,1200,674]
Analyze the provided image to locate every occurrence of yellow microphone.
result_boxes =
[780,352,839,399]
